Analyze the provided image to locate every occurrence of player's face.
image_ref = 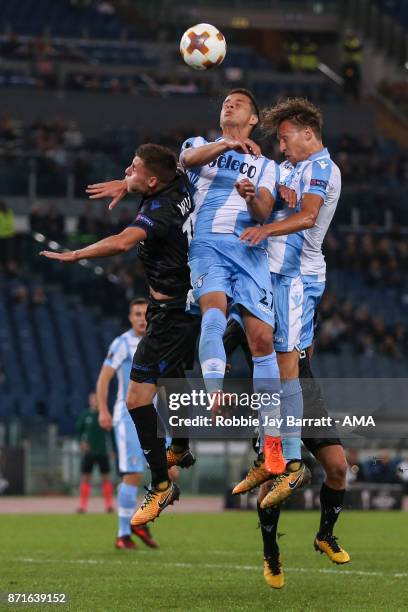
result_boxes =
[89,392,97,410]
[129,304,148,335]
[220,94,258,132]
[277,120,313,164]
[125,157,158,194]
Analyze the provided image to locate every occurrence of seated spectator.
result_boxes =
[0,200,16,273]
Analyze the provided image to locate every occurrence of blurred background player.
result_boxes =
[76,391,114,514]
[97,298,158,550]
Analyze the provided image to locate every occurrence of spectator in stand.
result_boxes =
[346,449,366,484]
[42,203,65,242]
[364,450,401,484]
[0,201,16,273]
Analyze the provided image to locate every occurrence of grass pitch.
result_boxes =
[0,511,407,612]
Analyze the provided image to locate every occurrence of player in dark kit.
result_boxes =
[40,143,199,526]
[223,318,349,588]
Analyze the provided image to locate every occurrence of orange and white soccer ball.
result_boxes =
[180,23,227,71]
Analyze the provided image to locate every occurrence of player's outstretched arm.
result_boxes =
[96,365,115,431]
[235,180,273,222]
[39,226,147,262]
[240,193,323,246]
[86,179,128,210]
[181,137,261,168]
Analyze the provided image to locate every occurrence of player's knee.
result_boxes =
[324,458,347,487]
[247,329,272,356]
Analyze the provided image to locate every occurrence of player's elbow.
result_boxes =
[302,213,317,229]
[115,237,132,253]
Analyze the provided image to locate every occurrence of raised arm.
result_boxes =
[40,226,147,262]
[181,137,261,168]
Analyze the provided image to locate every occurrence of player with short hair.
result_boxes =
[233,97,348,586]
[181,88,298,478]
[40,143,199,527]
[96,298,158,550]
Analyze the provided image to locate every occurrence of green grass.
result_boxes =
[0,512,407,612]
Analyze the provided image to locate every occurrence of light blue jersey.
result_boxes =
[180,136,279,239]
[104,329,146,473]
[268,148,341,282]
[104,329,143,424]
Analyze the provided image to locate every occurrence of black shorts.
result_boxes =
[81,452,110,474]
[299,350,342,457]
[130,295,200,384]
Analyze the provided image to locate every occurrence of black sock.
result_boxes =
[257,501,280,558]
[128,404,168,486]
[318,482,345,538]
[171,438,189,450]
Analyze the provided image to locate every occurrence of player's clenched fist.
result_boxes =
[235,178,256,202]
[223,137,261,157]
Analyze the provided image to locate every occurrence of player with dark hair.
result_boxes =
[180,88,301,480]
[230,97,348,587]
[40,143,199,527]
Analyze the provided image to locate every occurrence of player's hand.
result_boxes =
[80,441,90,452]
[278,184,297,208]
[99,410,113,431]
[223,137,261,157]
[235,178,256,202]
[86,179,127,211]
[39,250,78,262]
[240,225,269,246]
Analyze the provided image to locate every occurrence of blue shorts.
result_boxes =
[271,273,325,352]
[189,236,274,328]
[113,404,146,474]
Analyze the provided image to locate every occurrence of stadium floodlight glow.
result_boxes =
[33,233,46,243]
[78,259,90,267]
[48,241,60,250]
[405,62,408,70]
[94,266,104,275]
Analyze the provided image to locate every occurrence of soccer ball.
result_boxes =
[180,23,226,71]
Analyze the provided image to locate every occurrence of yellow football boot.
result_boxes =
[166,446,196,469]
[260,461,311,508]
[232,457,272,495]
[263,555,285,589]
[131,481,180,527]
[314,535,350,564]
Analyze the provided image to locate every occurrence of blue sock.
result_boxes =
[117,482,138,537]
[199,308,227,393]
[252,352,281,438]
[281,379,303,462]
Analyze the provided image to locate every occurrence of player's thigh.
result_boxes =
[299,281,325,350]
[271,273,304,354]
[81,452,94,475]
[96,454,111,475]
[189,241,232,307]
[114,415,146,475]
[127,379,157,408]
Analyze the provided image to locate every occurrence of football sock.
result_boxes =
[128,404,168,486]
[257,501,280,557]
[199,308,227,393]
[117,483,138,537]
[102,480,114,510]
[252,352,281,438]
[318,482,345,537]
[79,481,91,511]
[281,379,303,462]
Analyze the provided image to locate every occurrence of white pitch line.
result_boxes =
[14,558,408,579]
